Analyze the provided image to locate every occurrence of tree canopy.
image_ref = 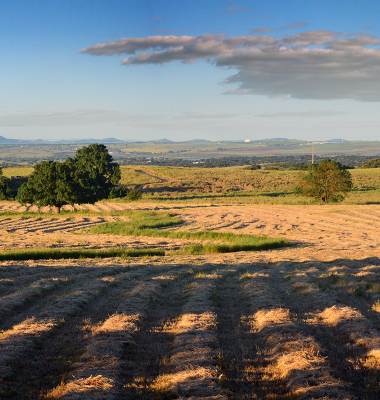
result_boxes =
[295,159,352,203]
[16,144,121,212]
[360,158,380,169]
[0,167,13,200]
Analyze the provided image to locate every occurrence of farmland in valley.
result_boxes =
[2,140,380,167]
[0,200,380,399]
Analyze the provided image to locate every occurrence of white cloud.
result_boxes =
[80,30,380,101]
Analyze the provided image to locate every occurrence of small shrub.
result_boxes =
[244,164,261,170]
[353,285,366,297]
[328,273,340,284]
[125,189,142,201]
[366,283,380,292]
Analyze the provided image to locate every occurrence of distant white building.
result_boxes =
[244,139,250,143]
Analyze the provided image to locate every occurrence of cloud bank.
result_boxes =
[80,31,380,101]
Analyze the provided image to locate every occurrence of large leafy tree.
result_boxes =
[295,159,352,203]
[16,161,78,213]
[16,144,121,212]
[73,143,121,203]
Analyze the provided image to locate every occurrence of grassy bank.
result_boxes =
[90,211,290,254]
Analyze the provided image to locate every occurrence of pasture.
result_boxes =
[0,201,380,398]
[5,165,380,205]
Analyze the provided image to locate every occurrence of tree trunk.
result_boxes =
[52,206,60,214]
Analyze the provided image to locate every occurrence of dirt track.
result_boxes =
[0,201,380,399]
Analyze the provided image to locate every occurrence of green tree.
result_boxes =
[0,167,13,200]
[360,158,380,168]
[73,143,121,203]
[16,161,76,213]
[16,144,121,212]
[295,159,352,203]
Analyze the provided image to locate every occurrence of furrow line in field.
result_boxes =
[103,202,128,211]
[241,269,350,399]
[0,269,157,398]
[55,280,163,399]
[274,261,380,398]
[23,219,106,233]
[0,275,118,378]
[0,218,32,230]
[0,218,14,227]
[0,218,68,231]
[82,204,104,212]
[157,273,227,400]
[0,278,68,319]
[316,215,380,234]
[0,219,73,232]
[94,202,115,212]
[326,209,380,223]
[0,217,102,231]
[334,209,380,224]
[213,267,289,399]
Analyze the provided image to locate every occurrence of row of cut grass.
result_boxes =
[89,211,290,254]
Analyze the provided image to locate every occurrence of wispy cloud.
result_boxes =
[281,22,310,29]
[80,30,380,101]
[251,27,274,33]
[149,29,186,34]
[0,110,163,126]
[256,111,348,118]
[224,5,251,14]
[175,112,239,119]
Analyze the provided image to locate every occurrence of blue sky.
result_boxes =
[1,0,380,141]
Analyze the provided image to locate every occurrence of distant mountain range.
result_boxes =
[0,136,213,144]
[0,135,349,144]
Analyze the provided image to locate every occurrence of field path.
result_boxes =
[127,167,174,183]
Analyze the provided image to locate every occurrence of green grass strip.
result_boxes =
[0,247,164,261]
[90,211,290,254]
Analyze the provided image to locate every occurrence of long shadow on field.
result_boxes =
[211,258,380,399]
[214,271,290,399]
[271,257,380,400]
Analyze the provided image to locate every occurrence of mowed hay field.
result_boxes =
[0,201,380,399]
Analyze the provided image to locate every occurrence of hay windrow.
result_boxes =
[152,276,227,399]
[241,274,349,399]
[0,276,116,377]
[0,278,66,317]
[52,281,162,399]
